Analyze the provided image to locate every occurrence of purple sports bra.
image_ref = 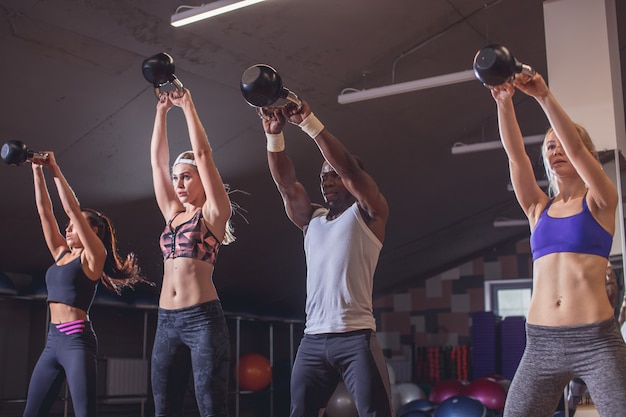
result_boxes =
[159,210,220,265]
[530,195,612,261]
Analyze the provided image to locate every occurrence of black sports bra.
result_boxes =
[45,251,98,312]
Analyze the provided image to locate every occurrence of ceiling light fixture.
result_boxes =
[337,69,476,104]
[451,134,544,155]
[493,219,529,228]
[171,0,268,27]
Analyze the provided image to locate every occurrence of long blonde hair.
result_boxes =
[542,123,598,197]
[172,151,239,245]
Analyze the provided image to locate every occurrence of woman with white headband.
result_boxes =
[149,87,235,417]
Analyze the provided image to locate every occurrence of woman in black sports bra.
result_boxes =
[150,87,235,417]
[489,71,626,416]
[23,153,145,417]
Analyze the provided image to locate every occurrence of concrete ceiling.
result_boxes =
[0,0,624,318]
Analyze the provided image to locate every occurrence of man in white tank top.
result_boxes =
[259,99,394,417]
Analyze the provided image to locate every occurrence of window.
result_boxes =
[484,279,532,318]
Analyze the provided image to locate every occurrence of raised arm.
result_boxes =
[516,74,617,213]
[284,101,388,239]
[491,82,548,224]
[170,89,232,241]
[32,161,67,259]
[150,93,182,221]
[262,108,316,230]
[35,153,106,279]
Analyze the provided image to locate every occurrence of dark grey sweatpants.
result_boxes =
[504,319,626,417]
[289,329,394,417]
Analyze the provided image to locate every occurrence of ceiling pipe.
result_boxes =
[451,134,544,155]
[493,219,528,227]
[337,70,475,104]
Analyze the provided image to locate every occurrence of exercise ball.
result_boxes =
[397,398,435,416]
[480,374,506,381]
[496,379,511,394]
[465,378,507,411]
[395,383,426,406]
[429,379,465,405]
[236,353,272,391]
[398,411,431,417]
[325,382,358,417]
[433,395,487,417]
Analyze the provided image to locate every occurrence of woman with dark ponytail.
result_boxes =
[80,207,144,294]
[23,152,147,417]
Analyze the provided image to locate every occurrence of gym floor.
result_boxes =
[575,405,600,417]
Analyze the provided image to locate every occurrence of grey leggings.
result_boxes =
[504,319,626,417]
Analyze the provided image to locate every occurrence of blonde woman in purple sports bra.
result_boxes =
[150,87,234,417]
[490,73,626,416]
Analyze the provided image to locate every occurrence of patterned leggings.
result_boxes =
[151,300,230,417]
[504,319,626,417]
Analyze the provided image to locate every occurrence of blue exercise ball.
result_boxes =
[433,395,486,417]
[397,398,435,416]
[398,411,430,417]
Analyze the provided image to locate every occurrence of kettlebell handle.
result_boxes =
[256,89,302,120]
[142,52,185,99]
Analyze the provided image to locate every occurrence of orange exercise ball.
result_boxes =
[236,353,272,392]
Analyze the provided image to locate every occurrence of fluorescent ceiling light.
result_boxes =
[493,219,529,228]
[337,70,476,104]
[171,0,268,27]
[451,134,544,155]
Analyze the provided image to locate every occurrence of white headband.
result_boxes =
[173,158,196,167]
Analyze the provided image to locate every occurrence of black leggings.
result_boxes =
[23,322,97,417]
[151,300,230,417]
[290,330,394,417]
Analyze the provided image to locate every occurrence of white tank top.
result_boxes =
[303,203,382,334]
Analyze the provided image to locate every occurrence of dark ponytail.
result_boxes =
[82,209,151,294]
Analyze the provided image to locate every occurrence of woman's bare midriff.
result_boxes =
[527,252,614,326]
[49,302,89,324]
[160,257,219,310]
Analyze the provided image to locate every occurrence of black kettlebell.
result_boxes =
[472,44,535,87]
[142,52,184,99]
[240,64,301,118]
[1,140,48,166]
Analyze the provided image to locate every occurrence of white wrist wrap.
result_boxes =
[266,132,285,152]
[298,113,325,138]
